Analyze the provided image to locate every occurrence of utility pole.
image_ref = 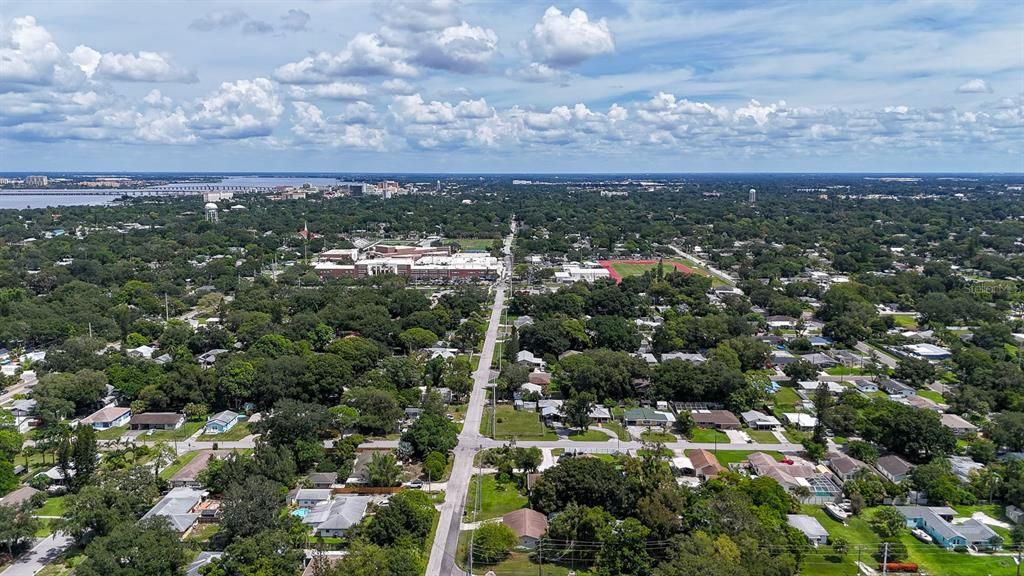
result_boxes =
[881,541,889,576]
[1015,545,1021,576]
[538,537,543,576]
[164,293,169,321]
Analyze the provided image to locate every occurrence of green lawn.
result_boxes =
[901,533,1017,576]
[159,450,201,480]
[36,495,66,517]
[784,429,809,443]
[747,429,780,443]
[464,475,528,521]
[567,429,612,442]
[184,523,220,542]
[456,531,592,576]
[797,505,878,576]
[915,388,946,403]
[480,406,557,440]
[824,366,869,376]
[35,549,84,576]
[142,421,203,442]
[641,430,677,443]
[94,425,129,440]
[444,238,498,251]
[688,427,728,443]
[599,421,630,441]
[890,314,919,328]
[773,386,801,410]
[197,421,251,441]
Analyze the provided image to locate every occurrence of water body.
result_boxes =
[0,194,115,210]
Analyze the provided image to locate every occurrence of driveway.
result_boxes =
[1,534,73,576]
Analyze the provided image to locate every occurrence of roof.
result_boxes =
[186,552,223,576]
[141,487,206,533]
[829,454,867,476]
[690,409,740,427]
[169,450,230,484]
[294,488,333,502]
[957,519,1001,544]
[80,405,130,425]
[528,371,552,385]
[783,413,818,427]
[689,449,723,477]
[787,514,829,539]
[308,472,339,485]
[897,507,962,542]
[502,508,548,539]
[661,352,706,363]
[623,407,669,422]
[940,413,978,430]
[313,496,370,532]
[741,410,781,426]
[207,410,240,427]
[130,412,183,426]
[876,455,913,477]
[0,486,40,507]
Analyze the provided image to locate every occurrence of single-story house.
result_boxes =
[670,456,694,476]
[661,352,706,364]
[787,514,829,545]
[0,486,40,507]
[689,449,723,480]
[879,379,914,398]
[9,399,36,418]
[516,350,544,368]
[767,315,798,329]
[537,399,564,421]
[797,380,844,395]
[520,382,543,396]
[130,412,184,431]
[303,495,371,538]
[770,350,798,366]
[741,410,781,430]
[748,452,839,502]
[513,316,534,329]
[903,343,952,361]
[169,450,230,488]
[80,406,132,430]
[828,454,869,483]
[897,506,1002,550]
[196,349,228,368]
[528,371,552,386]
[875,455,913,484]
[589,405,612,422]
[292,488,333,508]
[782,413,818,431]
[948,456,985,483]
[940,413,978,436]
[906,395,944,412]
[800,353,837,368]
[623,407,672,427]
[808,336,833,348]
[502,508,548,549]
[425,347,457,361]
[831,350,866,367]
[853,379,878,394]
[204,410,242,434]
[141,487,207,536]
[127,345,157,359]
[690,409,741,430]
[308,472,338,489]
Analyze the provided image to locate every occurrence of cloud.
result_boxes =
[93,51,197,83]
[189,77,282,138]
[414,21,498,73]
[0,15,87,90]
[507,62,567,83]
[378,0,461,32]
[189,10,249,31]
[529,7,614,67]
[190,8,309,35]
[291,101,386,148]
[287,82,369,101]
[274,33,416,83]
[280,9,311,32]
[956,78,992,94]
[381,78,417,94]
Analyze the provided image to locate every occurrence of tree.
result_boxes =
[984,412,1024,451]
[530,457,626,515]
[598,518,651,576]
[423,451,447,481]
[254,399,332,447]
[545,503,614,546]
[365,451,401,487]
[846,440,879,464]
[58,466,159,539]
[831,535,849,559]
[402,414,457,459]
[473,521,518,564]
[587,315,641,351]
[894,357,936,389]
[343,388,402,436]
[70,424,98,490]
[221,476,284,539]
[0,501,38,558]
[441,355,473,401]
[365,490,435,546]
[203,529,303,576]
[183,402,208,422]
[802,438,826,462]
[504,326,520,364]
[783,360,817,384]
[673,412,694,436]
[869,507,905,538]
[0,459,17,494]
[563,392,595,431]
[399,327,439,352]
[812,383,832,445]
[75,517,187,576]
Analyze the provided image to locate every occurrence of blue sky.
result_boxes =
[1,0,1021,172]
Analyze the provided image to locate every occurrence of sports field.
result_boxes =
[599,259,696,282]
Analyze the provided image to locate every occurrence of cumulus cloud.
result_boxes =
[956,78,992,94]
[279,9,311,32]
[529,7,614,67]
[378,0,461,32]
[414,22,498,73]
[381,78,417,94]
[507,62,566,83]
[189,10,250,31]
[288,82,369,101]
[274,33,416,83]
[189,77,282,138]
[0,15,88,89]
[291,101,386,148]
[190,8,309,35]
[93,51,197,83]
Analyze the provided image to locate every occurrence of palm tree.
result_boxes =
[150,442,177,481]
[365,451,401,487]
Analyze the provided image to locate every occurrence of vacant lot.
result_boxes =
[480,406,557,439]
[463,474,528,521]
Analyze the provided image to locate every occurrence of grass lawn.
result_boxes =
[824,366,870,376]
[915,388,946,403]
[36,496,66,517]
[599,421,630,441]
[160,450,201,480]
[34,518,52,537]
[784,429,808,443]
[480,406,557,440]
[456,531,592,576]
[143,421,203,442]
[94,425,129,440]
[35,547,84,576]
[567,429,612,442]
[688,427,728,443]
[641,430,677,443]
[773,386,802,410]
[747,429,779,443]
[464,475,528,521]
[197,421,251,441]
[444,238,498,251]
[797,505,877,576]
[185,523,220,542]
[694,450,781,467]
[901,533,1017,576]
[890,314,919,328]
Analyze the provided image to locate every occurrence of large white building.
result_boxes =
[554,264,611,283]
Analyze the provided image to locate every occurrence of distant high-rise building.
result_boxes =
[26,175,48,186]
[748,188,757,204]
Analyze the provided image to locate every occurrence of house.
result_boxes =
[948,456,984,483]
[37,465,74,487]
[766,315,797,329]
[623,407,672,427]
[516,350,544,368]
[661,352,707,364]
[302,495,371,538]
[689,449,723,480]
[141,487,207,536]
[528,371,552,386]
[782,413,818,431]
[127,345,157,359]
[808,336,833,348]
[9,399,36,418]
[186,552,223,576]
[513,316,534,329]
[940,413,978,436]
[875,455,913,484]
[770,350,798,366]
[308,472,338,489]
[79,406,132,430]
[747,452,839,502]
[800,353,837,368]
[537,399,564,422]
[502,508,548,549]
[853,379,878,394]
[0,486,40,507]
[670,456,694,476]
[690,409,741,430]
[787,514,829,545]
[404,407,423,421]
[589,405,611,422]
[903,343,952,361]
[130,412,184,430]
[741,410,781,430]
[292,488,333,508]
[204,410,242,434]
[797,380,844,395]
[828,454,868,483]
[897,506,1002,550]
[879,378,914,398]
[1006,505,1023,524]
[906,395,945,412]
[196,349,228,368]
[169,450,230,488]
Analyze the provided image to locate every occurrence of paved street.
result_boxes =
[854,341,900,369]
[0,534,73,576]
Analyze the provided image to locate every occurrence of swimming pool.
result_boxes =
[291,507,310,518]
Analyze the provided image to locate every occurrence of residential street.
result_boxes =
[0,534,73,576]
[854,341,900,369]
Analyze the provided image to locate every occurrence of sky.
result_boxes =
[0,0,1022,173]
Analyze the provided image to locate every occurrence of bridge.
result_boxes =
[0,185,280,196]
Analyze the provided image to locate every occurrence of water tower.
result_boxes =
[748,188,757,204]
[204,202,219,223]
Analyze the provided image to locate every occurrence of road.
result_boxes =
[854,341,899,369]
[427,227,513,576]
[0,534,73,576]
[664,245,736,286]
